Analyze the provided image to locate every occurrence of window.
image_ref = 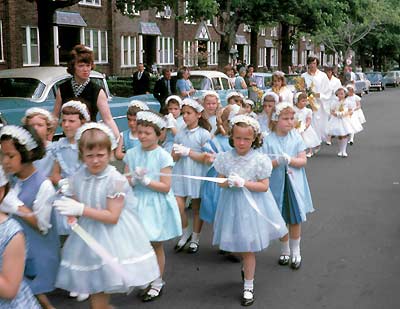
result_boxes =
[243,24,251,32]
[84,29,108,64]
[0,20,3,62]
[79,0,101,6]
[270,48,278,67]
[291,46,298,65]
[183,41,197,66]
[158,37,174,65]
[301,51,307,65]
[258,47,266,67]
[207,41,218,65]
[270,27,278,37]
[156,5,171,18]
[260,27,266,36]
[184,2,196,24]
[22,26,39,66]
[121,35,136,67]
[123,2,140,15]
[243,45,251,65]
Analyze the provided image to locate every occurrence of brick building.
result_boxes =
[0,0,338,75]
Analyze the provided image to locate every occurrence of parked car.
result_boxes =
[353,73,367,96]
[170,70,248,105]
[365,72,387,91]
[356,72,371,94]
[0,67,160,135]
[252,72,273,91]
[383,71,400,87]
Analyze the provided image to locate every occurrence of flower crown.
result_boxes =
[0,165,8,187]
[230,114,260,134]
[137,111,166,129]
[62,100,91,122]
[273,70,285,77]
[0,125,38,151]
[75,122,117,150]
[181,98,204,112]
[25,107,55,122]
[165,95,183,108]
[202,90,221,104]
[271,101,294,121]
[261,91,279,104]
[129,100,149,111]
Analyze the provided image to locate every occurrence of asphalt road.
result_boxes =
[52,87,400,308]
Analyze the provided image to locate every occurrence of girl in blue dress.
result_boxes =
[262,102,314,270]
[172,98,211,253]
[53,123,159,309]
[213,115,287,306]
[257,92,279,135]
[202,91,222,135]
[0,125,59,309]
[163,95,185,153]
[115,100,149,160]
[0,165,40,308]
[22,108,57,177]
[124,110,182,301]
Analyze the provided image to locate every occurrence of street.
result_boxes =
[52,88,400,309]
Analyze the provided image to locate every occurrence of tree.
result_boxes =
[26,0,81,66]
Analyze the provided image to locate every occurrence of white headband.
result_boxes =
[244,99,255,106]
[335,86,348,95]
[137,111,166,129]
[226,91,244,102]
[75,122,117,150]
[25,107,55,122]
[0,125,38,151]
[230,114,260,134]
[181,98,204,112]
[129,100,149,111]
[202,90,221,104]
[0,165,8,187]
[228,104,241,120]
[271,102,294,121]
[273,70,285,78]
[165,95,183,108]
[62,100,91,122]
[262,91,279,104]
[346,84,355,90]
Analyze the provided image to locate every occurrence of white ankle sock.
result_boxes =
[152,277,164,289]
[289,238,301,257]
[244,279,254,291]
[280,240,290,255]
[342,138,348,153]
[191,232,200,243]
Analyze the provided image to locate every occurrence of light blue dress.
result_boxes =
[124,146,182,242]
[257,112,270,135]
[56,165,159,294]
[212,149,288,252]
[176,78,193,97]
[208,115,217,135]
[0,218,40,308]
[262,130,314,223]
[121,129,140,152]
[200,135,232,223]
[162,116,185,153]
[52,137,84,235]
[33,142,55,177]
[172,126,211,198]
[234,76,246,89]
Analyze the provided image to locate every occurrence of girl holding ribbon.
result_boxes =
[213,115,287,306]
[53,123,159,309]
[262,102,314,270]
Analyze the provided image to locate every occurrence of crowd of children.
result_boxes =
[0,61,366,308]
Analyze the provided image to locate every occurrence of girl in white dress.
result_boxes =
[293,93,321,157]
[345,84,364,145]
[328,87,355,157]
[271,71,294,104]
[53,123,159,309]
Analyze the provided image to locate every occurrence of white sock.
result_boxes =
[244,279,254,291]
[147,277,164,296]
[191,232,200,243]
[280,240,290,255]
[349,134,354,142]
[289,238,301,258]
[339,139,345,153]
[342,138,348,153]
[178,226,191,245]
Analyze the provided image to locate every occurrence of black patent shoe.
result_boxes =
[290,256,302,270]
[241,289,255,306]
[142,285,163,302]
[225,252,241,263]
[174,235,191,252]
[187,241,199,254]
[278,254,290,265]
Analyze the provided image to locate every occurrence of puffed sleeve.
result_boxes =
[32,179,56,234]
[106,171,128,199]
[255,153,273,179]
[200,129,212,146]
[159,150,174,169]
[294,133,307,153]
[213,152,227,176]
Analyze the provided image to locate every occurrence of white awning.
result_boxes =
[54,11,87,27]
[235,35,248,45]
[265,39,274,48]
[139,22,162,36]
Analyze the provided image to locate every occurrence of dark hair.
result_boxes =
[136,111,165,137]
[307,56,319,66]
[127,105,145,117]
[181,105,212,132]
[62,105,87,122]
[78,128,112,160]
[67,45,95,75]
[0,125,45,163]
[229,123,263,149]
[162,68,171,76]
[167,99,181,108]
[296,92,308,104]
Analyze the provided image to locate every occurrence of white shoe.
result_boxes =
[306,152,312,158]
[76,293,89,302]
[342,152,348,158]
[69,292,78,298]
[326,141,332,145]
[337,152,343,157]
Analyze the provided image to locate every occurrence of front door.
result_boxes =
[142,35,157,68]
[58,26,81,64]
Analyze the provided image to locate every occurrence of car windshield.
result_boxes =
[384,72,394,78]
[190,76,213,90]
[366,73,382,82]
[0,78,45,99]
[254,75,272,89]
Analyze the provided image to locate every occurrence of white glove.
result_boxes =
[165,113,177,128]
[58,178,73,196]
[227,173,245,188]
[53,196,84,217]
[0,189,24,214]
[277,153,291,166]
[336,111,343,118]
[133,167,151,186]
[173,144,191,156]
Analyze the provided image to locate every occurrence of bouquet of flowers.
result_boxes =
[294,77,320,112]
[335,101,348,118]
[294,114,306,133]
[251,86,265,113]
